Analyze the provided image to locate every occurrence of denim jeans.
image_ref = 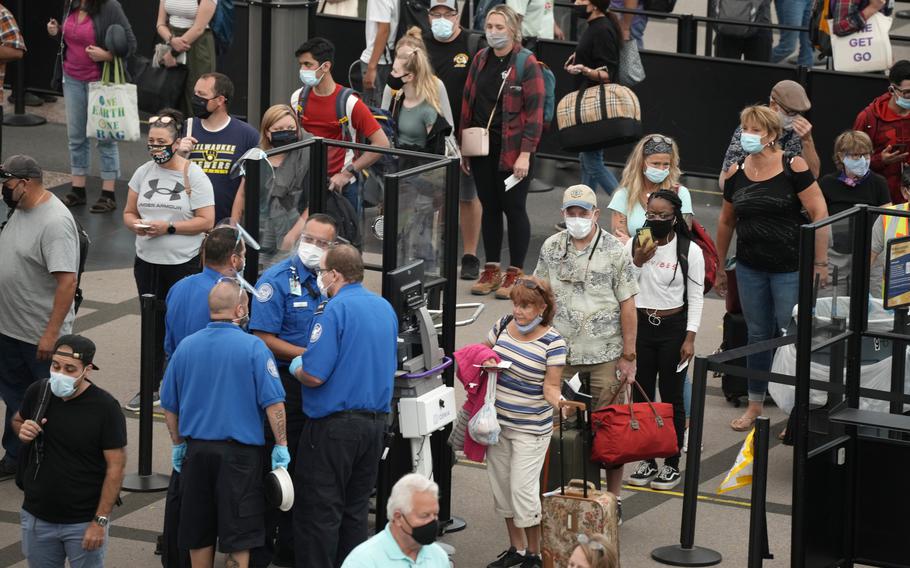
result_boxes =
[21,509,107,568]
[771,0,814,66]
[736,261,800,401]
[578,150,619,195]
[63,73,120,181]
[0,334,50,461]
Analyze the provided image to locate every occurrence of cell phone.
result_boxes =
[637,227,654,249]
[893,143,908,152]
[134,223,152,230]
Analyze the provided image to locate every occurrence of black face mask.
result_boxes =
[573,4,590,19]
[2,183,20,210]
[148,144,176,165]
[404,517,439,546]
[386,74,406,91]
[646,218,674,240]
[270,130,299,148]
[191,94,214,119]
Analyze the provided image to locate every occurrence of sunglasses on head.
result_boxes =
[577,533,605,551]
[149,116,181,129]
[648,134,674,146]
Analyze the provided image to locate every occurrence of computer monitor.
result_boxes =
[385,260,426,324]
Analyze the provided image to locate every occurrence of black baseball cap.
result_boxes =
[53,335,99,369]
[0,155,42,180]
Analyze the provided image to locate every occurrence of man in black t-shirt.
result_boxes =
[12,335,126,567]
[425,0,485,280]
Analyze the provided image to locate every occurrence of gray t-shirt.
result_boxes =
[396,101,438,148]
[129,161,215,265]
[0,196,80,343]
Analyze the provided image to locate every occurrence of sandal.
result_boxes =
[89,196,116,214]
[778,428,788,441]
[62,192,87,207]
[730,415,756,432]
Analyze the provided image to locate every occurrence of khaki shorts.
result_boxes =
[562,361,626,410]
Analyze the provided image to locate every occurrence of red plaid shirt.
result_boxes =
[0,4,25,103]
[459,45,545,171]
[832,0,892,36]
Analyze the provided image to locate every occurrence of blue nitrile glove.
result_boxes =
[272,444,291,470]
[172,442,187,472]
[289,355,303,377]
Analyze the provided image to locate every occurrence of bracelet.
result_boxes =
[814,262,828,267]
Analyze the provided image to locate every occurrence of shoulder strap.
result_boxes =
[495,315,514,341]
[336,87,357,141]
[781,153,794,180]
[32,379,52,423]
[391,89,404,122]
[514,48,532,83]
[677,233,691,305]
[297,86,312,118]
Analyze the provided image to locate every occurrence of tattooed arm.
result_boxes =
[265,403,287,446]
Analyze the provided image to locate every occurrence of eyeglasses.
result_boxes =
[428,10,458,18]
[843,153,871,160]
[771,98,800,117]
[577,533,605,551]
[301,233,335,250]
[514,278,541,290]
[892,85,910,99]
[644,212,674,221]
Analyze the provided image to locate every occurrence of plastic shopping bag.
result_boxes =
[86,58,140,141]
[468,371,501,446]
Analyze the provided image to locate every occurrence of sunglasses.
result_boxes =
[647,134,674,146]
[148,115,181,129]
[514,278,541,290]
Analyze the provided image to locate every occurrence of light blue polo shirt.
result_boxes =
[250,255,323,365]
[160,322,285,445]
[164,267,223,357]
[299,282,398,419]
[341,524,450,567]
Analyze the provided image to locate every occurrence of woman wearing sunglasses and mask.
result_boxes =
[608,134,694,243]
[624,190,703,491]
[122,108,215,407]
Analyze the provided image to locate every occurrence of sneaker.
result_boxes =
[628,460,659,486]
[460,254,480,280]
[650,464,682,491]
[471,264,502,296]
[494,267,523,300]
[554,221,567,231]
[125,391,160,412]
[487,547,525,568]
[519,554,542,568]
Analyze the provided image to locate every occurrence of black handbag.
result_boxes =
[15,379,52,491]
[130,55,188,114]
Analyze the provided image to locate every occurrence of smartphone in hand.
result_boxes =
[637,227,654,249]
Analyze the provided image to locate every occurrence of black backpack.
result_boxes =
[716,0,767,38]
[326,190,363,250]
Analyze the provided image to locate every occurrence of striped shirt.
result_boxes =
[487,317,567,436]
[165,0,217,29]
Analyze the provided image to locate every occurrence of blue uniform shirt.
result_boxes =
[300,283,398,419]
[250,255,323,365]
[164,267,223,357]
[160,322,285,445]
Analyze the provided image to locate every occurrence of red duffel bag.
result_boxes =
[590,381,678,466]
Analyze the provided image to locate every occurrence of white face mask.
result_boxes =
[317,271,336,297]
[49,370,84,399]
[298,242,324,270]
[564,216,594,239]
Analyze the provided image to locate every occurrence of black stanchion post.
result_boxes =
[704,0,716,56]
[651,356,722,566]
[748,417,771,568]
[4,0,46,127]
[243,157,260,282]
[122,294,170,492]
[308,139,327,215]
[676,14,698,55]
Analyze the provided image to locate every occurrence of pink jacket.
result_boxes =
[454,343,500,462]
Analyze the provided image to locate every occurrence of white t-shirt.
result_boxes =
[129,161,215,265]
[360,0,398,65]
[608,185,694,237]
[165,0,217,29]
[507,0,555,40]
[624,235,705,333]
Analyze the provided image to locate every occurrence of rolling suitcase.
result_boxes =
[541,401,619,568]
[721,311,749,407]
[541,373,601,493]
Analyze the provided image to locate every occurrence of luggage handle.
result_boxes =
[557,400,589,498]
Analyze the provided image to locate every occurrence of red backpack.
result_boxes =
[679,219,719,295]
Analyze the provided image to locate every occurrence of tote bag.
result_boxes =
[829,13,893,73]
[590,381,678,466]
[617,40,645,87]
[86,57,140,142]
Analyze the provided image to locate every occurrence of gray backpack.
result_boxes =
[716,0,767,38]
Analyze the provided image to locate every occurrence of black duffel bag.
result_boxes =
[128,55,188,114]
[555,83,642,153]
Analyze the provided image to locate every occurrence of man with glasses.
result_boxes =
[0,155,80,477]
[177,72,260,222]
[533,185,638,510]
[854,60,910,204]
[719,80,820,183]
[249,213,337,566]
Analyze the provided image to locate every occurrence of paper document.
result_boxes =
[676,358,690,373]
[504,174,522,191]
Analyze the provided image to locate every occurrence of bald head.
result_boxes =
[208,280,246,320]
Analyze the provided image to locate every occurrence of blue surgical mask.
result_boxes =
[843,155,870,178]
[515,315,543,334]
[740,132,766,155]
[299,67,323,87]
[431,18,455,40]
[485,32,511,50]
[49,370,82,399]
[644,166,669,184]
[897,96,910,110]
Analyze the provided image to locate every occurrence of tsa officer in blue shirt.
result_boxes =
[161,280,289,568]
[289,244,399,568]
[249,213,336,566]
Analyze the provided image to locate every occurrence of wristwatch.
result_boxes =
[344,163,357,177]
[93,515,109,528]
[167,222,176,235]
[621,352,637,362]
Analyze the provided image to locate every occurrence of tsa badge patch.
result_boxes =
[257,283,274,302]
[267,358,279,378]
[310,323,323,344]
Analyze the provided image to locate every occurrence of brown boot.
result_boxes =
[495,267,523,299]
[471,263,502,295]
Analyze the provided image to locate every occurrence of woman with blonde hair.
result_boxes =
[714,104,829,431]
[568,534,620,568]
[608,134,694,243]
[232,104,313,267]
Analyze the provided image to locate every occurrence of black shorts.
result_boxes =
[178,440,266,553]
